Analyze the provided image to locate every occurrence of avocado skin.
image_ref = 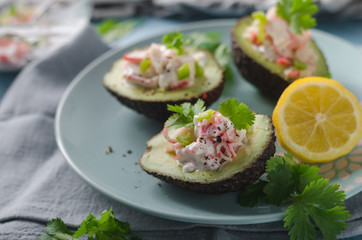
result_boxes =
[139,116,276,194]
[231,34,289,99]
[104,78,225,122]
[231,17,330,99]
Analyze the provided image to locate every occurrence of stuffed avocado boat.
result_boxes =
[232,0,330,99]
[139,99,276,194]
[103,32,225,121]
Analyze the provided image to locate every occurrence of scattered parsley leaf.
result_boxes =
[38,218,74,240]
[218,98,255,130]
[165,99,206,129]
[162,32,185,55]
[38,208,140,240]
[276,0,319,34]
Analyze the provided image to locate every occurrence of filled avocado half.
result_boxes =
[139,99,276,194]
[231,3,330,99]
[103,33,225,122]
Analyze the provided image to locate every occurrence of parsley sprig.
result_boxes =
[165,99,206,129]
[165,98,255,131]
[238,153,350,240]
[276,0,319,34]
[38,208,140,240]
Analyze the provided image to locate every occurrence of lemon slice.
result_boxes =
[273,77,362,163]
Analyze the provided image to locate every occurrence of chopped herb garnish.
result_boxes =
[194,61,204,78]
[238,153,350,240]
[139,58,151,73]
[176,131,194,146]
[177,63,190,80]
[196,109,214,121]
[252,11,268,42]
[294,58,307,70]
[9,5,16,16]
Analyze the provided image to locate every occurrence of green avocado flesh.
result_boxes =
[103,47,223,102]
[139,114,276,194]
[233,17,330,80]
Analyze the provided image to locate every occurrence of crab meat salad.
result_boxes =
[164,110,248,173]
[244,6,318,79]
[231,0,330,99]
[103,32,225,121]
[139,99,276,194]
[123,43,206,90]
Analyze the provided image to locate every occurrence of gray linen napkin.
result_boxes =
[0,26,361,240]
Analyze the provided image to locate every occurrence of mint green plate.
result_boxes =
[55,20,362,225]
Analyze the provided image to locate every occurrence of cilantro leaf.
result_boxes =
[218,98,255,130]
[265,155,286,173]
[264,162,296,205]
[294,164,322,192]
[238,180,268,207]
[297,179,347,209]
[162,32,185,55]
[238,154,350,240]
[284,201,316,240]
[276,0,319,34]
[308,206,350,240]
[38,218,74,240]
[165,99,206,129]
[285,179,350,240]
[38,208,140,240]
